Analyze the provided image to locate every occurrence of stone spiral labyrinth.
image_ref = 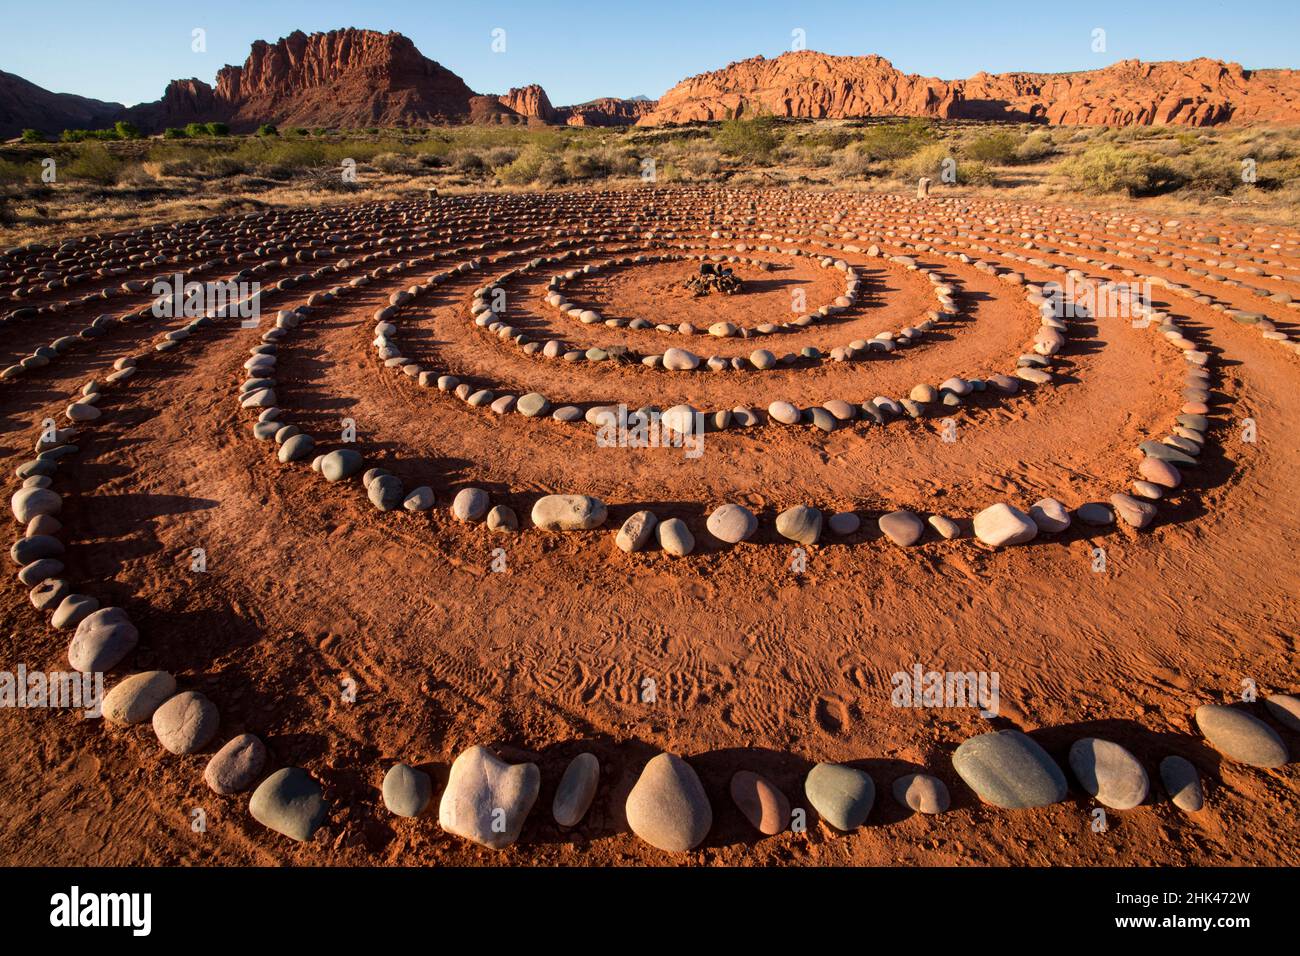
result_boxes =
[1,186,1298,865]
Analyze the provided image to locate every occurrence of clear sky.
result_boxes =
[1,0,1296,107]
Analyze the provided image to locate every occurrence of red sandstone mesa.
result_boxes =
[638,50,1300,127]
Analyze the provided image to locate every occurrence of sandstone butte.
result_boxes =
[5,31,1300,139]
[638,50,1300,127]
[116,29,653,135]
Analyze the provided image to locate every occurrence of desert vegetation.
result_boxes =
[2,117,1298,246]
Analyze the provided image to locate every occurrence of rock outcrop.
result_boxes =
[639,50,1300,127]
[559,97,658,127]
[639,52,960,124]
[128,28,479,131]
[499,84,556,123]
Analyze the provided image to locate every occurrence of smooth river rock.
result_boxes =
[1159,755,1205,813]
[531,495,608,531]
[1068,737,1149,809]
[891,773,951,814]
[382,762,433,817]
[67,606,138,672]
[250,767,329,842]
[1194,704,1288,767]
[804,762,875,830]
[730,770,790,835]
[205,733,268,795]
[152,690,220,755]
[103,670,176,725]
[438,745,540,850]
[625,753,712,852]
[952,730,1067,809]
[552,752,600,827]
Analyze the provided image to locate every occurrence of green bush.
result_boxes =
[205,122,229,137]
[1057,144,1181,196]
[853,119,936,160]
[289,127,309,137]
[964,131,1019,164]
[163,128,188,139]
[65,144,125,185]
[114,121,142,140]
[1173,153,1239,193]
[183,122,207,138]
[899,143,955,181]
[20,129,45,143]
[713,117,780,163]
[449,149,488,175]
[256,124,279,137]
[0,158,37,183]
[1014,130,1056,163]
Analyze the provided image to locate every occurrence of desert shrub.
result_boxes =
[1172,153,1239,193]
[372,151,418,173]
[289,127,309,137]
[563,148,638,181]
[449,149,488,175]
[964,131,1019,164]
[114,121,142,140]
[65,144,125,185]
[1057,144,1180,196]
[483,146,520,168]
[899,143,956,181]
[713,117,780,163]
[0,158,36,183]
[1014,130,1056,163]
[681,151,721,178]
[788,128,854,151]
[205,122,229,136]
[163,127,188,139]
[957,161,996,185]
[496,146,548,185]
[834,146,878,178]
[256,124,279,137]
[20,129,45,143]
[204,156,247,178]
[854,119,936,160]
[1253,156,1300,190]
[184,122,208,137]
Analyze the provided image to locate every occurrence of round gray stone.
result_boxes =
[552,752,600,827]
[67,606,138,672]
[205,733,268,794]
[320,449,363,482]
[1159,755,1205,813]
[382,762,433,817]
[952,731,1067,809]
[805,762,875,830]
[152,690,220,755]
[250,767,329,842]
[1194,704,1288,767]
[1068,737,1149,810]
[707,504,757,544]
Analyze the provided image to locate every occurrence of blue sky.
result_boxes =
[1,0,1295,107]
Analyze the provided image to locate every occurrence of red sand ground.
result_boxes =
[0,187,1296,866]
